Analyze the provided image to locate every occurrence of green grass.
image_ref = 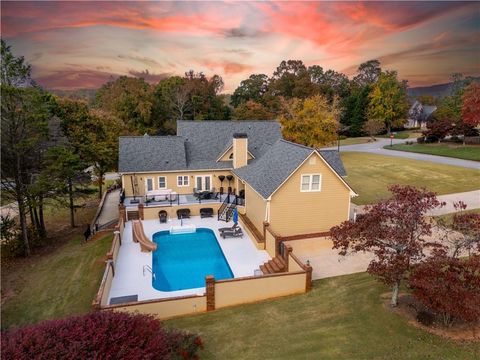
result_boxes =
[1,233,112,329]
[341,152,480,205]
[166,273,479,359]
[339,137,371,146]
[386,143,480,162]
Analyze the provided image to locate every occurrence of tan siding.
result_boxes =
[122,171,232,197]
[244,184,266,235]
[218,147,253,162]
[269,153,350,237]
[215,273,306,308]
[233,138,248,168]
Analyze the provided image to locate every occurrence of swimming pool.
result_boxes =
[152,228,234,291]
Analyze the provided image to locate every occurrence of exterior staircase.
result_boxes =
[218,194,237,222]
[260,256,287,274]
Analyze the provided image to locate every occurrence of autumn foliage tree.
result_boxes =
[462,82,480,127]
[330,185,445,307]
[280,94,340,147]
[409,255,480,327]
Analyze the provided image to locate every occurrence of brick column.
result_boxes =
[138,203,144,220]
[305,263,313,292]
[285,245,293,271]
[205,275,215,311]
[119,204,126,222]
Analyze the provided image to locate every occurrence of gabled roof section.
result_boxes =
[233,140,313,199]
[233,140,352,199]
[317,150,347,176]
[119,136,187,173]
[177,120,282,168]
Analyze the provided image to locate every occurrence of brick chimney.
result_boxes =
[232,133,248,169]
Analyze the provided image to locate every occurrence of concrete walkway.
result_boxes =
[96,189,120,226]
[351,190,480,218]
[324,138,480,169]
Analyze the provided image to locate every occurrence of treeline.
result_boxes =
[1,41,125,256]
[89,59,410,146]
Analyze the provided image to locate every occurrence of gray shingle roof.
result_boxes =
[119,136,187,173]
[177,120,282,168]
[317,150,347,176]
[233,140,312,198]
[233,141,348,198]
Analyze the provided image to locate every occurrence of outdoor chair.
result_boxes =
[200,208,214,218]
[221,226,243,239]
[218,224,239,233]
[176,208,191,220]
[158,210,168,223]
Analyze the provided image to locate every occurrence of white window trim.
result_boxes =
[158,176,167,189]
[300,174,322,192]
[194,175,212,191]
[145,178,154,192]
[177,175,189,187]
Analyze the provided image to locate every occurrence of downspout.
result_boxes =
[265,197,271,223]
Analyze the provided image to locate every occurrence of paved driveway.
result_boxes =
[286,237,373,280]
[324,138,480,169]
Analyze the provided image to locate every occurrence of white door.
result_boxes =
[145,178,153,192]
[195,176,212,191]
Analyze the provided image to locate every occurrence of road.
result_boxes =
[324,138,480,169]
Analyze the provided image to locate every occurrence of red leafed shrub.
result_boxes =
[409,255,480,327]
[1,311,203,360]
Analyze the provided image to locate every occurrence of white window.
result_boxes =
[195,175,212,191]
[145,178,153,192]
[158,176,167,189]
[300,174,322,192]
[177,175,189,187]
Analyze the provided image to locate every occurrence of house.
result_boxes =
[406,100,437,128]
[118,120,356,243]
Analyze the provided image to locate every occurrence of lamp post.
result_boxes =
[390,134,394,147]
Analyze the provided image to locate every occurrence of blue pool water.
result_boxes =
[152,228,234,291]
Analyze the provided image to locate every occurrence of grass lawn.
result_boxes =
[386,143,480,162]
[166,273,479,359]
[1,233,112,329]
[341,152,480,205]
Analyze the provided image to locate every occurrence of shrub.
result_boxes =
[417,136,425,144]
[1,311,203,360]
[409,255,480,327]
[416,310,435,326]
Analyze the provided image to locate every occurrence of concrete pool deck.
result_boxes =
[108,217,270,304]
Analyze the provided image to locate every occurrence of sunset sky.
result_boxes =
[2,1,479,92]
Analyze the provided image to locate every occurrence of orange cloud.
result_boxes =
[200,60,254,75]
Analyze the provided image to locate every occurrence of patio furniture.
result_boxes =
[146,189,172,202]
[177,208,191,220]
[200,208,214,218]
[221,226,243,239]
[218,224,239,233]
[158,210,168,223]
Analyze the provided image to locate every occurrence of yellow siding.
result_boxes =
[142,203,218,221]
[110,296,207,319]
[122,170,232,196]
[244,183,266,235]
[215,273,306,308]
[265,228,276,258]
[233,138,248,168]
[269,153,351,237]
[218,147,253,162]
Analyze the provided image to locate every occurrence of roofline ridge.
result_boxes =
[278,139,315,151]
[119,135,184,139]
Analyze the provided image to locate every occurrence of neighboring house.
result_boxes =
[118,120,356,241]
[407,100,437,128]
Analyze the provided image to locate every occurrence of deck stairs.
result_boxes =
[260,256,287,275]
[218,195,237,222]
